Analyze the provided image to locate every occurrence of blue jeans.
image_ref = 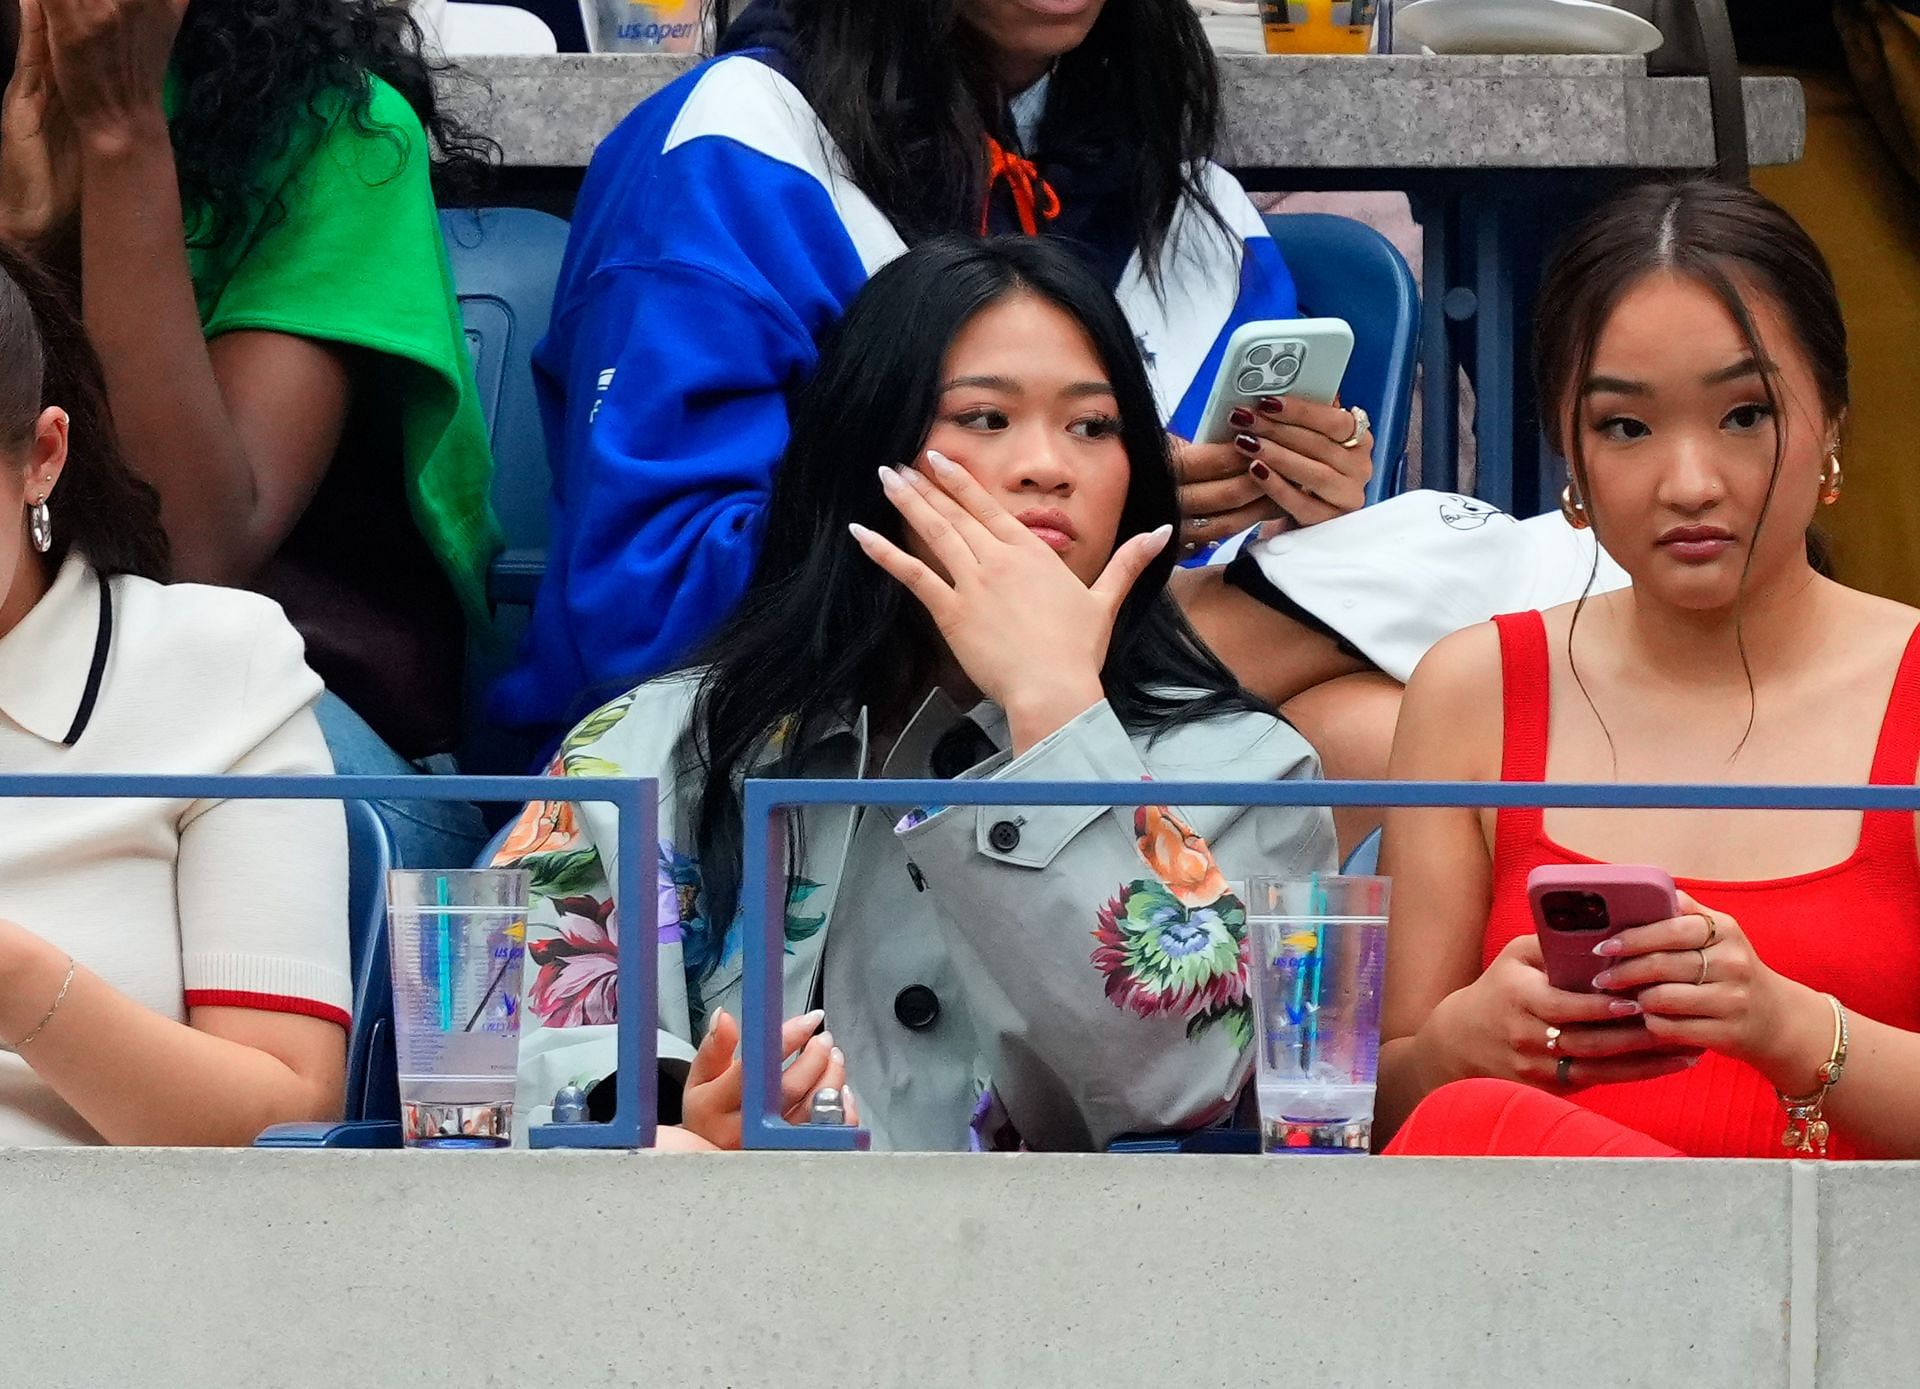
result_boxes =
[316,692,490,870]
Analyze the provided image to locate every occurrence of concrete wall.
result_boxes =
[0,1150,1906,1387]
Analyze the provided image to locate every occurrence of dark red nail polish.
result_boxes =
[1233,433,1260,455]
[1258,396,1285,416]
[1249,460,1271,480]
[1229,406,1255,429]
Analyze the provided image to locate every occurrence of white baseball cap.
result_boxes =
[1211,490,1631,682]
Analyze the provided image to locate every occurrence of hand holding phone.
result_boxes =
[1528,865,1681,994]
[1193,317,1354,446]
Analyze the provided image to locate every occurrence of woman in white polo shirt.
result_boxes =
[0,247,349,1145]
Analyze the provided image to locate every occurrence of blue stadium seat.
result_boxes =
[442,206,572,773]
[440,206,571,609]
[1343,826,1383,876]
[1265,213,1421,502]
[256,800,404,1148]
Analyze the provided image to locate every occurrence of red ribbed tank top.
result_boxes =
[1482,610,1920,1158]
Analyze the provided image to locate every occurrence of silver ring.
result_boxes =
[1556,1056,1574,1087]
[1544,1025,1562,1054]
[1339,405,1370,449]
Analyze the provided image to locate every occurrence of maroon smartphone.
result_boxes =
[1527,864,1680,993]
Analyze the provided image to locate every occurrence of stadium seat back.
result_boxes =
[344,798,400,1125]
[440,205,571,604]
[442,206,571,773]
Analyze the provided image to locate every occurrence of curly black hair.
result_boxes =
[168,0,495,253]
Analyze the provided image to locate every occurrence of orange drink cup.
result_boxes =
[1259,0,1378,53]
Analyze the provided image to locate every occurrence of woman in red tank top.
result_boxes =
[1376,183,1920,1161]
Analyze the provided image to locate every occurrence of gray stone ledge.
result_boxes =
[442,53,1803,173]
[8,1148,1911,1386]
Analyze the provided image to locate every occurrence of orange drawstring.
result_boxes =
[979,137,1062,237]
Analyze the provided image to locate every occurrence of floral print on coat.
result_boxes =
[1090,806,1251,1047]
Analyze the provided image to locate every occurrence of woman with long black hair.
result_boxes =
[492,0,1380,748]
[0,0,500,866]
[496,235,1335,1152]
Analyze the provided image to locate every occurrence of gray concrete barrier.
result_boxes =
[0,1150,1905,1387]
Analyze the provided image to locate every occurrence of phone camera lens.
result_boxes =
[1236,369,1265,394]
[1245,344,1274,367]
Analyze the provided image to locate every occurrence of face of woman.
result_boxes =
[957,0,1109,87]
[1574,270,1833,613]
[913,291,1132,589]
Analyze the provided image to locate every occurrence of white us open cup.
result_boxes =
[1246,874,1391,1153]
[387,868,530,1148]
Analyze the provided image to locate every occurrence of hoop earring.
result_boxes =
[27,498,50,554]
[1820,452,1843,506]
[1560,484,1589,531]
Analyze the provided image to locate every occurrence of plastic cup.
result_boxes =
[1247,874,1391,1153]
[387,869,530,1148]
[580,0,705,52]
[1258,0,1378,53]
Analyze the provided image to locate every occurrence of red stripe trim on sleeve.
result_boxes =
[185,989,351,1029]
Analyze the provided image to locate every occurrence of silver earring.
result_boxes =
[28,498,50,553]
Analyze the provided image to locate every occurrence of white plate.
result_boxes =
[1394,0,1662,55]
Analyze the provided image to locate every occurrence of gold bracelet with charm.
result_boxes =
[1777,993,1849,1157]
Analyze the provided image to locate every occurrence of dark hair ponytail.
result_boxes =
[0,246,170,582]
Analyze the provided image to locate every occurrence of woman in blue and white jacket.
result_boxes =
[490,0,1381,746]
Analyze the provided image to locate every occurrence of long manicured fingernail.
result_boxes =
[1609,998,1642,1017]
[802,1008,826,1027]
[926,449,959,474]
[1591,970,1616,990]
[1233,433,1260,455]
[1593,937,1624,956]
[848,522,876,543]
[1145,523,1173,546]
[1249,460,1271,481]
[830,1047,845,1066]
[1258,396,1285,416]
[1228,406,1255,429]
[877,465,903,492]
[818,1030,833,1051]
[708,1007,727,1036]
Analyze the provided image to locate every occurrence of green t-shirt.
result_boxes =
[175,74,502,633]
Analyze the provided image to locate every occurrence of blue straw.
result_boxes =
[436,875,453,1032]
[1306,874,1327,1072]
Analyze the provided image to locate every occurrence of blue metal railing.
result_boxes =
[0,774,658,1151]
[20,772,1915,1153]
[738,777,1920,1150]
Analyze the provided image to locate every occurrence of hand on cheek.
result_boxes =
[849,449,1169,753]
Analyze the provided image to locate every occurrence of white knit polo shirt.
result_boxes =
[0,555,350,1144]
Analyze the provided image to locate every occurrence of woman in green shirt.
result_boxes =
[0,0,501,867]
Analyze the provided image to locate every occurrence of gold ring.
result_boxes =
[1545,1025,1562,1053]
[1694,948,1709,986]
[1556,1056,1574,1086]
[1702,921,1720,949]
[1339,405,1370,449]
